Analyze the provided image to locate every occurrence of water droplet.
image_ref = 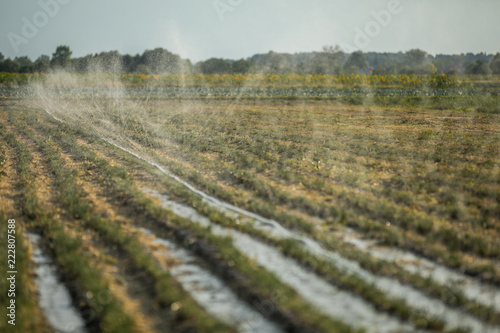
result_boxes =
[171,302,182,311]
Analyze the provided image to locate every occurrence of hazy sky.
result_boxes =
[1,0,499,63]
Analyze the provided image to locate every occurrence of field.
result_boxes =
[0,75,499,333]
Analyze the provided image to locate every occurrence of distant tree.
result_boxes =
[134,64,150,74]
[14,56,33,73]
[231,59,253,73]
[312,63,327,74]
[72,51,123,73]
[405,49,427,67]
[420,62,436,74]
[122,54,142,73]
[143,48,182,74]
[372,66,386,75]
[122,54,134,72]
[432,54,465,74]
[372,63,399,75]
[0,52,4,62]
[96,51,123,73]
[373,66,394,75]
[250,51,293,73]
[51,45,72,70]
[296,62,307,75]
[181,59,193,74]
[344,51,368,73]
[490,53,500,74]
[465,60,492,75]
[400,62,436,75]
[322,45,341,54]
[72,55,91,73]
[14,56,32,67]
[0,59,21,73]
[19,65,33,73]
[310,45,344,74]
[199,58,231,74]
[323,45,344,67]
[34,55,50,73]
[269,52,292,73]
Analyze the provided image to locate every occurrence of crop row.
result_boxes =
[97,99,499,274]
[33,102,500,329]
[20,108,363,332]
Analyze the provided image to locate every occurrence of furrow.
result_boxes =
[17,114,234,333]
[142,190,416,333]
[338,227,500,312]
[136,227,283,333]
[0,116,49,333]
[33,105,370,332]
[33,100,500,331]
[51,136,282,333]
[38,107,500,330]
[145,188,500,333]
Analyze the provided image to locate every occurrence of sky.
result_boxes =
[1,0,499,63]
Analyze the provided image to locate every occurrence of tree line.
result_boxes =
[1,45,499,75]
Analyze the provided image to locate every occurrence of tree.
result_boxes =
[119,54,143,73]
[311,45,344,74]
[181,59,193,74]
[432,54,465,74]
[51,45,72,70]
[344,51,368,73]
[14,56,32,67]
[134,64,150,74]
[0,59,21,73]
[14,56,33,73]
[72,55,92,73]
[231,59,253,73]
[122,54,133,72]
[95,51,123,73]
[465,60,492,75]
[143,48,182,74]
[406,49,427,67]
[490,53,500,74]
[199,58,231,74]
[34,55,50,73]
[420,62,436,74]
[0,52,4,62]
[267,52,292,73]
[250,51,293,73]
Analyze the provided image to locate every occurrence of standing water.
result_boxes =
[141,189,416,333]
[136,227,283,333]
[27,233,87,333]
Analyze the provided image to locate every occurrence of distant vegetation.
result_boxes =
[0,45,499,76]
[0,72,472,90]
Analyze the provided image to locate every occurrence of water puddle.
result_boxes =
[338,227,500,312]
[136,228,282,333]
[141,190,417,333]
[27,233,87,333]
[143,189,500,333]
